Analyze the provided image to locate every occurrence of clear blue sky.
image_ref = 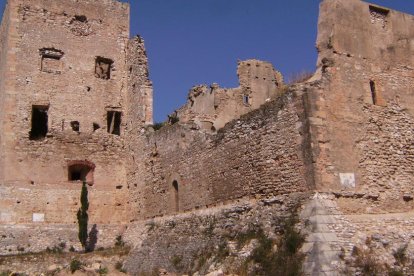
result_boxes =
[1,0,413,122]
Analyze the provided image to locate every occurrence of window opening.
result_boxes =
[173,180,179,212]
[40,48,64,74]
[107,111,121,135]
[93,123,100,131]
[74,15,87,23]
[369,5,389,28]
[95,57,113,80]
[370,80,377,105]
[29,105,48,140]
[70,121,80,132]
[243,95,250,105]
[68,161,95,184]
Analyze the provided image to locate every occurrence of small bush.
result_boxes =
[216,242,230,261]
[97,267,108,275]
[59,241,66,249]
[115,261,127,273]
[115,235,125,247]
[0,271,11,276]
[171,255,183,270]
[235,225,262,249]
[70,259,83,273]
[352,243,386,276]
[152,122,165,131]
[393,244,408,265]
[69,245,76,252]
[146,221,157,231]
[238,207,306,276]
[46,245,63,254]
[388,269,405,276]
[287,70,313,84]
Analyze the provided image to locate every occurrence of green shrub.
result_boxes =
[70,259,83,273]
[239,208,306,276]
[97,267,108,275]
[115,235,125,247]
[393,244,408,265]
[152,122,165,131]
[115,261,127,273]
[46,245,63,254]
[352,243,386,276]
[388,269,404,276]
[171,255,183,270]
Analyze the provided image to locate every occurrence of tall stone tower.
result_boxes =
[0,0,153,225]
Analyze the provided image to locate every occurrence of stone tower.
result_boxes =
[0,0,152,225]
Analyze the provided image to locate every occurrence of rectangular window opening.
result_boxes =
[29,105,49,140]
[95,56,113,80]
[70,121,80,132]
[243,95,251,105]
[107,111,121,135]
[369,5,389,28]
[369,5,390,17]
[40,48,64,74]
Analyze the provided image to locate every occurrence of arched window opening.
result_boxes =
[68,160,95,185]
[173,180,179,212]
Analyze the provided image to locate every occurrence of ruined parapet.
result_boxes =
[127,35,153,127]
[237,59,284,99]
[174,59,284,130]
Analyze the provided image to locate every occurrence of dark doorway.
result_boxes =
[173,180,179,212]
[29,105,48,140]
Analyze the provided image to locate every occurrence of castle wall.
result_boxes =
[0,1,11,183]
[131,90,313,219]
[308,0,414,211]
[0,0,135,224]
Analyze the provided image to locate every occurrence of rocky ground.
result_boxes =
[0,246,130,275]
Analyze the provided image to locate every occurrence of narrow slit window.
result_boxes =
[29,105,48,140]
[243,95,250,105]
[173,180,179,212]
[95,57,113,80]
[107,111,121,135]
[370,80,377,105]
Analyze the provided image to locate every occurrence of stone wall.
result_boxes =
[130,89,313,219]
[0,0,11,185]
[0,223,126,255]
[124,193,308,275]
[0,0,153,227]
[307,0,414,212]
[301,193,414,275]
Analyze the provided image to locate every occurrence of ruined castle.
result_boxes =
[0,0,414,275]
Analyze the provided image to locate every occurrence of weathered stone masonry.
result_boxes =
[1,0,414,274]
[131,89,313,219]
[0,0,152,232]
